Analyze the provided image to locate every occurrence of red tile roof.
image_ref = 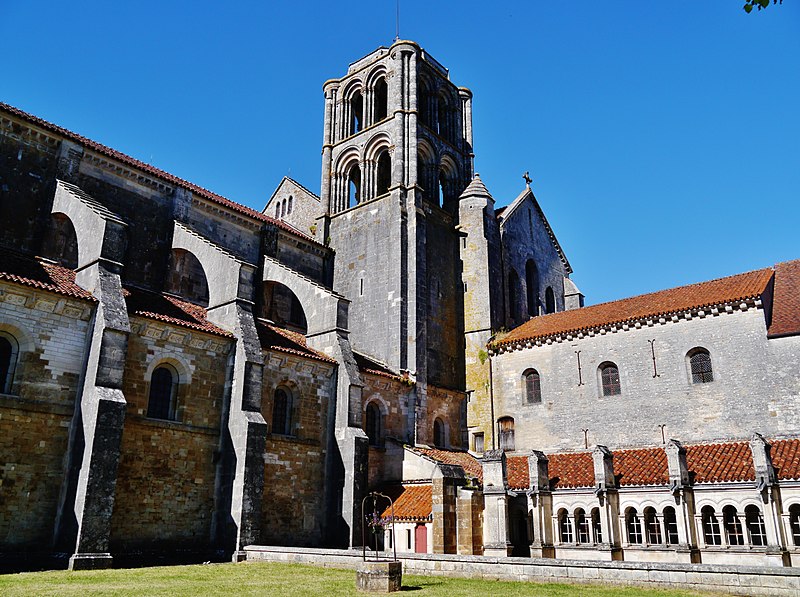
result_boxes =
[771,439,800,481]
[615,447,669,487]
[507,456,530,489]
[685,442,755,484]
[494,267,774,348]
[354,351,404,381]
[0,102,324,249]
[548,452,596,489]
[256,320,336,364]
[768,260,800,338]
[0,249,95,302]
[124,288,232,337]
[408,446,484,481]
[379,484,432,522]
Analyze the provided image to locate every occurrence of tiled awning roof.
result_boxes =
[379,484,432,522]
[0,249,95,302]
[124,287,232,337]
[256,320,336,364]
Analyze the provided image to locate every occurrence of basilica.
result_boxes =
[0,40,798,571]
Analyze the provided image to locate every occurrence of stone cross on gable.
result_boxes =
[523,171,532,186]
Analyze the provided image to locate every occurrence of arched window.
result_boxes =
[523,369,542,404]
[280,200,286,218]
[498,416,515,452]
[0,332,19,394]
[722,505,744,545]
[626,508,643,544]
[701,506,722,546]
[745,505,767,546]
[438,171,446,206]
[525,260,539,317]
[350,90,363,135]
[376,151,391,196]
[433,418,445,448]
[374,77,388,122]
[348,163,361,208]
[663,507,679,545]
[591,508,603,543]
[147,364,178,421]
[575,509,590,544]
[287,195,293,215]
[275,203,280,218]
[688,348,714,384]
[599,362,621,396]
[366,401,382,447]
[789,504,800,546]
[272,387,293,436]
[644,507,662,545]
[508,269,520,325]
[558,509,573,543]
[545,286,555,314]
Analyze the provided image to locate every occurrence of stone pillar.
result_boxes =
[592,445,622,560]
[527,450,554,557]
[456,486,483,555]
[431,464,464,554]
[750,432,789,563]
[482,450,512,557]
[665,439,699,561]
[50,181,130,570]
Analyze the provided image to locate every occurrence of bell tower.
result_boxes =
[319,40,474,443]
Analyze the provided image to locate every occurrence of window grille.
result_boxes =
[591,508,603,544]
[524,370,542,404]
[790,505,800,546]
[663,507,680,545]
[689,349,714,383]
[746,505,768,546]
[702,507,722,546]
[627,509,643,544]
[721,506,744,545]
[645,508,662,545]
[558,511,573,543]
[601,363,621,396]
[576,510,590,543]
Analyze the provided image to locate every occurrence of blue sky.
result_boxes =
[2,1,798,305]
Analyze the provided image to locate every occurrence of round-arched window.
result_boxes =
[147,364,178,420]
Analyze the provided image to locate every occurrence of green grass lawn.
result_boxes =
[0,561,718,597]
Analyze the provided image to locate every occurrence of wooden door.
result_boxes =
[414,523,427,553]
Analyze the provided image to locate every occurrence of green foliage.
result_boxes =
[309,224,317,235]
[744,0,782,13]
[477,348,488,365]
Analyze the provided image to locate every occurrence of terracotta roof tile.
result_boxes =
[768,259,800,338]
[408,446,483,481]
[685,442,755,484]
[507,456,530,489]
[1,102,324,249]
[379,484,432,522]
[615,447,669,487]
[771,439,800,481]
[124,288,232,337]
[495,267,774,348]
[256,320,336,364]
[0,249,95,302]
[354,351,404,381]
[548,452,595,489]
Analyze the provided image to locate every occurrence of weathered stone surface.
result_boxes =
[356,560,402,592]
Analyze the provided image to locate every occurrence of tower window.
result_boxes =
[348,164,361,208]
[350,90,363,135]
[376,151,391,196]
[147,364,178,421]
[523,369,542,404]
[525,260,539,317]
[545,286,555,314]
[287,195,293,215]
[272,387,293,436]
[365,401,382,447]
[599,362,621,396]
[0,332,19,394]
[688,348,713,383]
[498,416,515,451]
[374,77,388,122]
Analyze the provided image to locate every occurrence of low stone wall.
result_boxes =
[244,545,800,596]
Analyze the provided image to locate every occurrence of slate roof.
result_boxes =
[0,249,95,302]
[379,484,432,522]
[494,266,775,348]
[768,259,800,338]
[124,288,232,337]
[1,102,324,248]
[255,320,336,364]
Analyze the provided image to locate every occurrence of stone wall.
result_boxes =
[244,545,800,596]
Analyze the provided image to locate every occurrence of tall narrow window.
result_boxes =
[376,151,391,196]
[350,91,363,135]
[644,507,662,545]
[0,333,19,394]
[789,504,800,546]
[663,507,680,545]
[627,508,643,544]
[147,364,178,421]
[745,505,767,546]
[508,269,520,325]
[575,509,590,544]
[374,77,388,122]
[688,348,714,383]
[272,387,292,436]
[523,369,542,404]
[473,432,485,453]
[366,401,382,447]
[348,164,361,208]
[545,286,555,314]
[287,195,293,215]
[702,506,722,546]
[558,509,573,543]
[723,506,744,546]
[433,418,445,448]
[525,260,539,317]
[591,508,603,544]
[498,417,515,452]
[600,362,621,396]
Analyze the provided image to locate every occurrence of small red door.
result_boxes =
[414,523,427,553]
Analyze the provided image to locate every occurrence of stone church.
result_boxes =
[0,40,798,571]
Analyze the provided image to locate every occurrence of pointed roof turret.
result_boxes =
[459,173,494,203]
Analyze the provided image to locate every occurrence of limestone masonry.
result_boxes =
[0,40,798,571]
